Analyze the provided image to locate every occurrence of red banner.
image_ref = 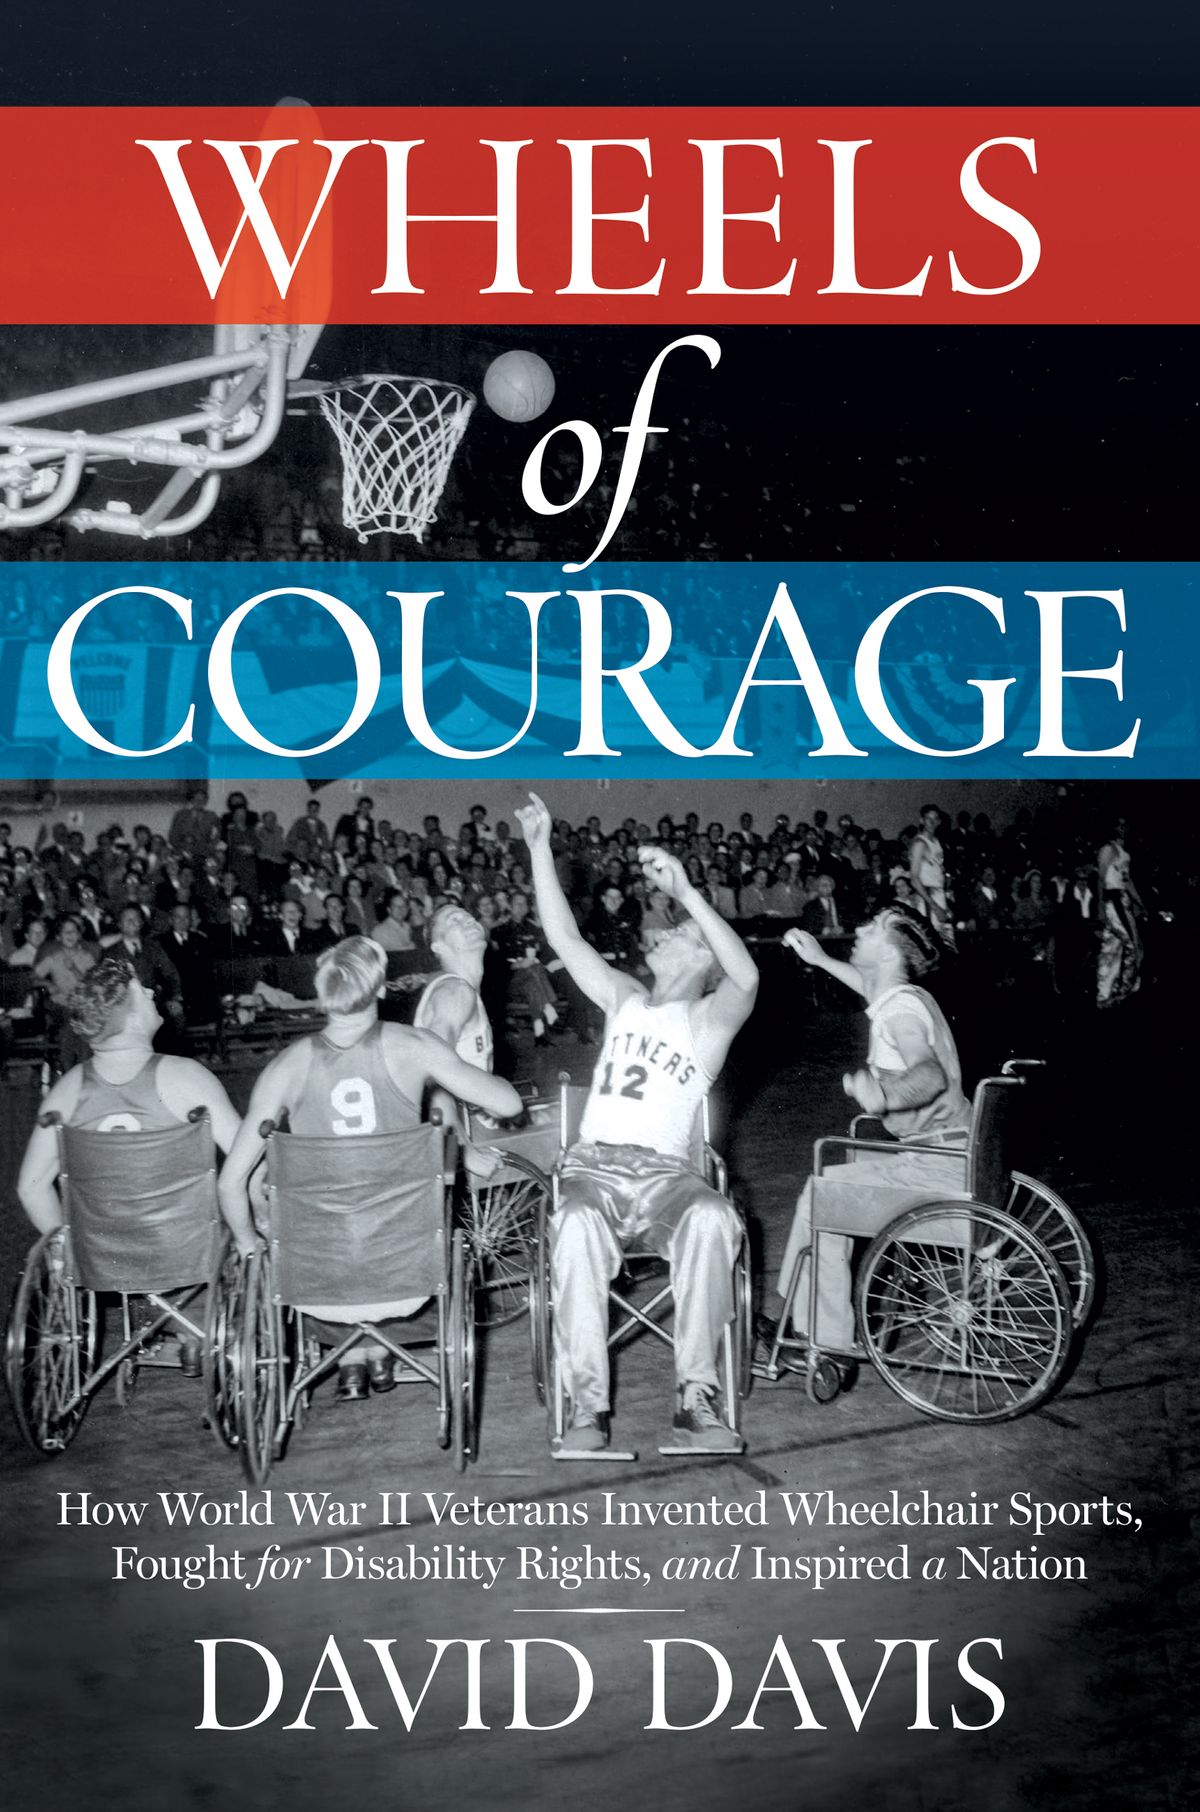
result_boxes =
[0,107,1195,322]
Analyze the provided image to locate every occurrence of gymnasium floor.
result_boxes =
[1,981,1192,1810]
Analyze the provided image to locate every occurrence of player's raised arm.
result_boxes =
[640,845,758,1052]
[782,925,867,998]
[515,792,637,1015]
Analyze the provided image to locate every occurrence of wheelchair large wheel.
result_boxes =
[204,1236,244,1450]
[238,1249,283,1485]
[528,1200,552,1406]
[1003,1172,1096,1329]
[5,1231,99,1455]
[857,1201,1072,1423]
[465,1154,550,1328]
[447,1230,476,1470]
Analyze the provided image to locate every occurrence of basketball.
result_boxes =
[483,350,556,423]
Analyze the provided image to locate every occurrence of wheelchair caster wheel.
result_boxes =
[806,1357,842,1404]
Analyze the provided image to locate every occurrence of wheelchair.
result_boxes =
[755,1060,1096,1423]
[461,1098,558,1328]
[215,1119,476,1484]
[528,1080,754,1456]
[5,1109,224,1454]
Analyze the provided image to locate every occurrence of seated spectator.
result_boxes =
[260,897,317,958]
[801,874,847,939]
[706,864,739,920]
[35,914,97,1009]
[9,914,50,968]
[738,865,771,918]
[374,888,417,953]
[584,882,643,973]
[494,889,561,1044]
[309,892,349,952]
[157,903,217,1027]
[219,893,258,953]
[286,797,331,866]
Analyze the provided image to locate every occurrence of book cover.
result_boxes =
[0,5,1193,1808]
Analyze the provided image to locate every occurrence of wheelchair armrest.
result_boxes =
[38,1109,62,1128]
[187,1106,211,1125]
[849,1114,889,1141]
[703,1145,728,1196]
[441,1125,459,1188]
[813,1134,969,1177]
[258,1117,280,1138]
[1001,1057,1046,1077]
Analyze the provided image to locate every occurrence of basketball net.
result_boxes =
[310,374,475,543]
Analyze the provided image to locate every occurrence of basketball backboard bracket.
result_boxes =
[0,324,322,539]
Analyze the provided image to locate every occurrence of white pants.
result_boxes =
[553,1142,741,1416]
[776,1141,968,1352]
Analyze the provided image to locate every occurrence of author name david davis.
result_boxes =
[196,1633,1005,1732]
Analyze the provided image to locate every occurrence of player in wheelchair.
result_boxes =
[9,956,241,1451]
[760,908,1093,1420]
[516,792,758,1457]
[215,937,521,1465]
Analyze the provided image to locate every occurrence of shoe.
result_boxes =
[367,1354,396,1394]
[673,1383,744,1453]
[336,1363,369,1401]
[754,1310,781,1346]
[556,1409,610,1453]
[178,1339,202,1379]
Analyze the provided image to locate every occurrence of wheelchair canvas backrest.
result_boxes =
[264,1120,452,1305]
[964,1076,1024,1208]
[55,1110,218,1294]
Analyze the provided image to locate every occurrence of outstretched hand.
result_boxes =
[638,845,690,900]
[783,927,823,966]
[514,792,552,851]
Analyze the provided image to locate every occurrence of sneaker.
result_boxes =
[336,1363,369,1402]
[673,1383,744,1453]
[367,1354,396,1394]
[556,1409,610,1453]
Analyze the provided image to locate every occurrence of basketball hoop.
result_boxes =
[294,373,475,544]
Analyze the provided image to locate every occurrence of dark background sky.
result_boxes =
[2,0,1197,104]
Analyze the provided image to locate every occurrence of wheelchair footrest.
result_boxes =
[551,1445,638,1462]
[656,1443,743,1459]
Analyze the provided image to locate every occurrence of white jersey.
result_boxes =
[413,972,493,1072]
[580,994,712,1163]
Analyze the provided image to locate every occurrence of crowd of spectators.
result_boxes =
[0,788,1180,1081]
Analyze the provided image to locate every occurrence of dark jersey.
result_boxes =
[71,1055,180,1133]
[289,1022,420,1137]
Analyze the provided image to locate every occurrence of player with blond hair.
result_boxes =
[218,936,521,1398]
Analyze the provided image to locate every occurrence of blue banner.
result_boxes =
[0,561,1193,779]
